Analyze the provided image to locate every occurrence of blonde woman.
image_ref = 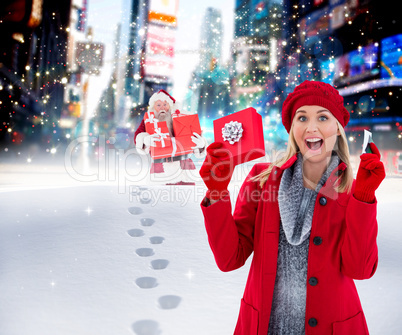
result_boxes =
[199,81,385,334]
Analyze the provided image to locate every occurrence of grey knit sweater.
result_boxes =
[267,153,339,334]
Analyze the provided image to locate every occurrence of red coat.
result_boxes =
[201,155,378,335]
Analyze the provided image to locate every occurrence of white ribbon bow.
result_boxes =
[144,111,158,129]
[153,127,169,148]
[222,121,244,145]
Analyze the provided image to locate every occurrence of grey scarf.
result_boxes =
[278,153,340,246]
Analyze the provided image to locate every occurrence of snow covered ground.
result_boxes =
[0,151,401,335]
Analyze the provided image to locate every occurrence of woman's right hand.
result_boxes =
[199,142,234,201]
[354,142,385,203]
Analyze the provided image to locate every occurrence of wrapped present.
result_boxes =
[144,111,161,133]
[173,114,202,156]
[144,111,172,149]
[150,137,178,159]
[152,124,171,149]
[150,134,194,160]
[213,107,265,166]
[144,110,202,159]
[173,114,201,137]
[150,137,193,159]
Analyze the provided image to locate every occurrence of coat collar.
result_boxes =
[279,154,298,171]
[270,153,347,188]
[278,153,347,171]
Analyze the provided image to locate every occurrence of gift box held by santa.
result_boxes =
[134,90,207,185]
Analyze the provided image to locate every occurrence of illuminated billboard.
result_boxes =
[320,59,335,84]
[144,23,175,79]
[148,0,179,27]
[333,43,379,86]
[381,34,402,79]
[330,0,346,30]
[299,6,330,44]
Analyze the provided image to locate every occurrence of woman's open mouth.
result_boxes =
[305,138,323,151]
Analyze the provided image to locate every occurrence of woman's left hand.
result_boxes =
[354,142,386,203]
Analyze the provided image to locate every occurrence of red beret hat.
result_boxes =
[282,80,350,133]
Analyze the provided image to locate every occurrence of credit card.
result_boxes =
[362,129,373,154]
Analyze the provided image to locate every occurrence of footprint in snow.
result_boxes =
[132,320,161,335]
[131,187,142,196]
[140,218,155,227]
[135,248,155,257]
[128,207,143,215]
[140,197,152,205]
[149,236,164,245]
[158,295,182,310]
[127,229,145,237]
[150,259,169,270]
[135,277,158,289]
[139,192,153,204]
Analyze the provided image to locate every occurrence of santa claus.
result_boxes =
[134,90,207,185]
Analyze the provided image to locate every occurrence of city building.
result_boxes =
[232,0,285,107]
[282,0,402,172]
[114,0,179,134]
[231,0,288,146]
[0,0,71,148]
[183,7,231,140]
[60,0,89,137]
[199,7,224,71]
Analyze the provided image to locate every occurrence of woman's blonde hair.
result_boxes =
[251,120,353,193]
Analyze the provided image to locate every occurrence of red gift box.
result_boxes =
[151,124,171,149]
[213,107,265,166]
[144,111,202,160]
[144,111,172,149]
[173,114,201,137]
[150,135,194,160]
[173,114,202,157]
[144,110,158,133]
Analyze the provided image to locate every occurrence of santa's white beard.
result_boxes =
[159,114,173,135]
[151,107,174,136]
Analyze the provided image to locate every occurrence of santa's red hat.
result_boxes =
[149,89,176,110]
